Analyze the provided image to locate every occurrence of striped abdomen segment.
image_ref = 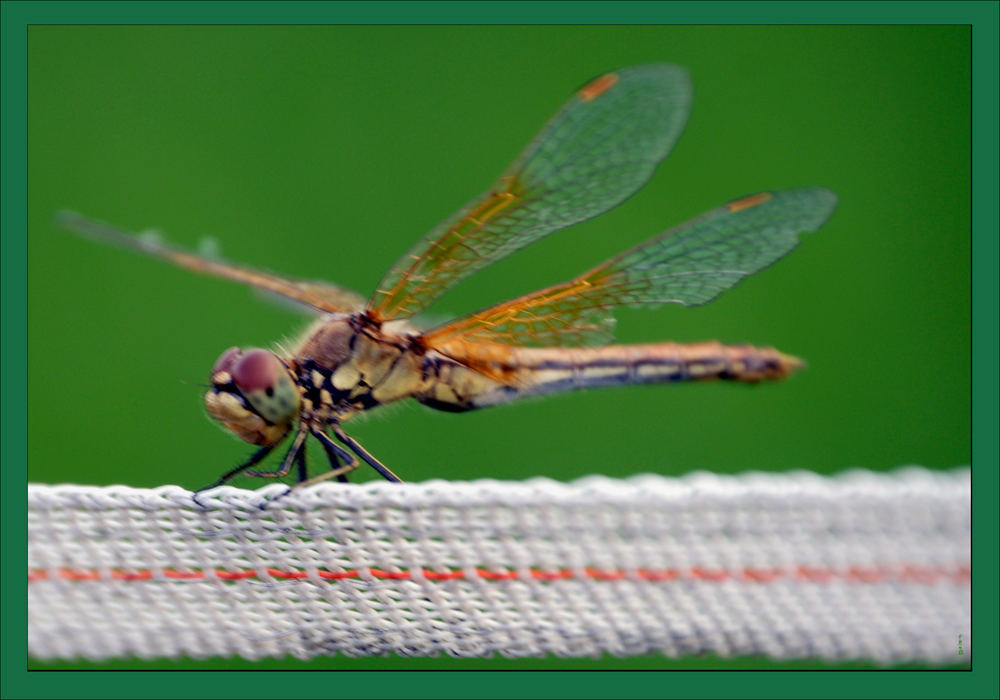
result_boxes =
[463,341,803,409]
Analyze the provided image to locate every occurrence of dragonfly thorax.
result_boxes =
[293,313,360,371]
[292,313,430,412]
[204,346,301,446]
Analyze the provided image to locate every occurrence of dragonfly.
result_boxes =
[59,63,837,493]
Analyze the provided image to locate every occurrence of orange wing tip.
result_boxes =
[578,72,619,101]
[727,192,773,213]
[783,352,806,374]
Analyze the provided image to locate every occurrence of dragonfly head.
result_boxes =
[204,347,301,446]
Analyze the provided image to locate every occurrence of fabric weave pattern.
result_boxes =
[28,468,971,664]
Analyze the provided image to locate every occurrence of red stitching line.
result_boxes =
[27,564,970,585]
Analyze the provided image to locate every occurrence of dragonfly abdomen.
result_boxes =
[458,342,803,409]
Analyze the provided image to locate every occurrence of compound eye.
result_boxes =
[230,349,300,424]
[211,346,242,381]
[231,349,280,392]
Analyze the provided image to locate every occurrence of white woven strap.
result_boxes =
[28,468,970,664]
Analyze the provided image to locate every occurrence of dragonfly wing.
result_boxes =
[57,212,366,314]
[368,64,692,321]
[420,188,838,350]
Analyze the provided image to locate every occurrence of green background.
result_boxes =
[28,25,970,671]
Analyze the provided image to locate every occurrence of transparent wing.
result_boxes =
[368,64,692,321]
[57,212,366,314]
[420,189,838,349]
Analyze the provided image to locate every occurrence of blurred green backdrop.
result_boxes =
[28,25,970,670]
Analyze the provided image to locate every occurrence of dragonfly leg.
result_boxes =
[316,428,355,484]
[332,424,404,482]
[286,429,360,490]
[246,427,308,478]
[193,443,277,504]
[294,440,309,483]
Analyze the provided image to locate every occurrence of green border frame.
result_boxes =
[4,2,997,698]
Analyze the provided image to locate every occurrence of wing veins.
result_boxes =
[420,187,837,348]
[369,64,693,321]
